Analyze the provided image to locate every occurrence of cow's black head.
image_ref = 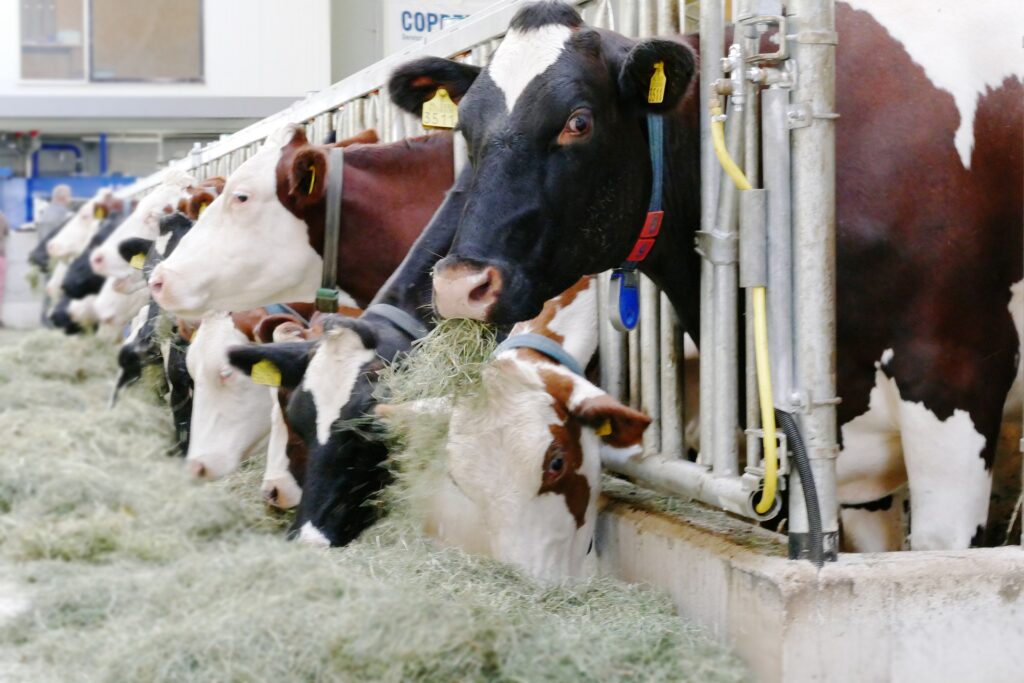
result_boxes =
[389,1,695,324]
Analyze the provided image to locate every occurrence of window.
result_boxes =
[19,0,203,83]
[20,0,85,80]
[90,0,203,82]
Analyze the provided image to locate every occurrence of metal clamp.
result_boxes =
[694,230,738,265]
[789,388,842,414]
[736,14,789,63]
[745,426,789,476]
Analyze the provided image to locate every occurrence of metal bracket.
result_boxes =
[793,29,838,45]
[787,102,812,129]
[745,427,790,476]
[694,230,739,265]
[789,388,842,414]
[736,14,788,63]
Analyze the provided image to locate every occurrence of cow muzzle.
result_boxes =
[432,259,503,321]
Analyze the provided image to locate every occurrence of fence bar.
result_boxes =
[598,273,628,402]
[697,0,724,466]
[640,274,662,453]
[659,293,684,457]
[787,0,840,560]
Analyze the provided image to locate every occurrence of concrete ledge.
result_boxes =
[596,485,1024,683]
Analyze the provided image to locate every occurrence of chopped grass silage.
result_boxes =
[0,329,747,683]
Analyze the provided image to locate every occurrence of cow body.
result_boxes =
[390,1,1023,551]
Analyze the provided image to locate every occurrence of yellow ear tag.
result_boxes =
[595,419,613,437]
[251,359,282,387]
[422,88,459,130]
[307,166,316,195]
[198,202,208,215]
[129,253,146,270]
[94,207,106,219]
[648,61,667,104]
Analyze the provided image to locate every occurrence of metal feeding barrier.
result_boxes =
[117,0,841,561]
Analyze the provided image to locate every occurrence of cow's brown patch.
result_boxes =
[541,420,590,528]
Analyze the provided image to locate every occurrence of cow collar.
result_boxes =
[608,113,665,332]
[493,333,585,378]
[363,303,428,341]
[316,146,345,312]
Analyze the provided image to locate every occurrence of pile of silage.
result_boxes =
[0,329,747,683]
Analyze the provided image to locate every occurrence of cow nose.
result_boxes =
[433,263,502,321]
[149,271,165,298]
[90,252,104,272]
[264,487,279,504]
[186,460,207,479]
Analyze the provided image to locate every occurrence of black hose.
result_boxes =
[775,409,824,568]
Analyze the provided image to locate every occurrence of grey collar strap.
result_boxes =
[493,333,585,377]
[317,146,345,312]
[364,303,428,341]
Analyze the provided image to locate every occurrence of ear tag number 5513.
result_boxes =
[422,88,458,129]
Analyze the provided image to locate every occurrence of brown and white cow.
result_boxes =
[423,276,650,580]
[149,126,454,317]
[390,0,1023,551]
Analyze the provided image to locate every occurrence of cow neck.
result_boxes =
[635,70,703,341]
[305,133,455,309]
[367,168,471,332]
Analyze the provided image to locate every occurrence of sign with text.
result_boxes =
[382,0,498,55]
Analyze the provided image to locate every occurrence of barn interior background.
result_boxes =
[1,1,1021,682]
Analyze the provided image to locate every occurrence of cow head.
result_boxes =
[389,1,695,323]
[229,337,319,510]
[47,194,107,260]
[184,313,274,479]
[443,352,648,580]
[90,171,195,286]
[93,274,149,330]
[149,126,377,318]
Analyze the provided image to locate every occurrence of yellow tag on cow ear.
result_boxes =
[595,419,613,437]
[94,207,106,219]
[648,61,666,104]
[307,166,316,195]
[251,359,282,387]
[198,202,208,215]
[129,253,146,270]
[422,88,459,129]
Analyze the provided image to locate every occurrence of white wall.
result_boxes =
[0,0,332,100]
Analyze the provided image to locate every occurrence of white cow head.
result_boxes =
[90,170,194,287]
[93,276,149,329]
[47,194,106,260]
[150,125,326,318]
[185,313,273,479]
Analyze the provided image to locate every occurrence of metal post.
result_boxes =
[659,293,684,457]
[788,0,839,561]
[640,274,662,453]
[698,0,724,467]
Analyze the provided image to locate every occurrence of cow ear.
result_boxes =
[616,38,696,112]
[186,191,216,220]
[254,314,307,344]
[118,237,153,264]
[388,57,481,114]
[289,145,328,207]
[572,393,651,448]
[227,342,314,390]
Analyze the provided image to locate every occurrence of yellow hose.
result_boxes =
[710,105,778,515]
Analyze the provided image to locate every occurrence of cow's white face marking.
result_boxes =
[845,0,1024,168]
[67,294,98,326]
[263,392,302,509]
[151,127,322,317]
[45,261,68,300]
[92,171,193,278]
[48,199,101,260]
[838,348,991,551]
[298,521,330,548]
[304,326,376,445]
[94,276,148,328]
[154,231,173,257]
[488,24,573,112]
[185,313,273,479]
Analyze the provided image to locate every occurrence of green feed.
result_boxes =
[0,329,747,683]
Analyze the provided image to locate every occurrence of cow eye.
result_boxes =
[233,192,249,204]
[548,456,565,473]
[558,109,593,145]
